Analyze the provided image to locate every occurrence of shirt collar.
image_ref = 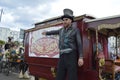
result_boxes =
[64,24,72,31]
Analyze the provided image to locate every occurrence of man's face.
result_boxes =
[62,18,72,28]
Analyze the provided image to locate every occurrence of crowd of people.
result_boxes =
[0,37,30,79]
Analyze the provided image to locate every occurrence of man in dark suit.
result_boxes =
[42,9,84,80]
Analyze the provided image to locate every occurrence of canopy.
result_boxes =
[97,23,120,36]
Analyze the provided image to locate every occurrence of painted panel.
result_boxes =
[29,26,62,58]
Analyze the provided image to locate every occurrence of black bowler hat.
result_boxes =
[61,8,74,22]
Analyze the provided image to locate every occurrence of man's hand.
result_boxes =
[78,58,84,67]
[42,32,46,35]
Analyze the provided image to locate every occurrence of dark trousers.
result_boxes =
[56,52,78,80]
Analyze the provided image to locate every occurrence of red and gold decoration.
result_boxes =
[30,37,59,58]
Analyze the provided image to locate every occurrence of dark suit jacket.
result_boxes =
[46,23,83,58]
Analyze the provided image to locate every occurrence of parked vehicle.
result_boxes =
[24,14,120,80]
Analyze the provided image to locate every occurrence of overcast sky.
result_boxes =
[0,0,120,31]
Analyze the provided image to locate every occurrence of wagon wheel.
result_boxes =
[4,68,9,76]
[4,62,10,76]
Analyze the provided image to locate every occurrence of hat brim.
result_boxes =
[61,15,74,22]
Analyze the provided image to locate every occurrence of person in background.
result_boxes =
[0,45,3,61]
[109,52,117,60]
[0,45,4,72]
[4,37,13,51]
[42,8,83,80]
[10,43,18,62]
[116,54,120,59]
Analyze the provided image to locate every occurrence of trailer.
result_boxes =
[24,14,120,80]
